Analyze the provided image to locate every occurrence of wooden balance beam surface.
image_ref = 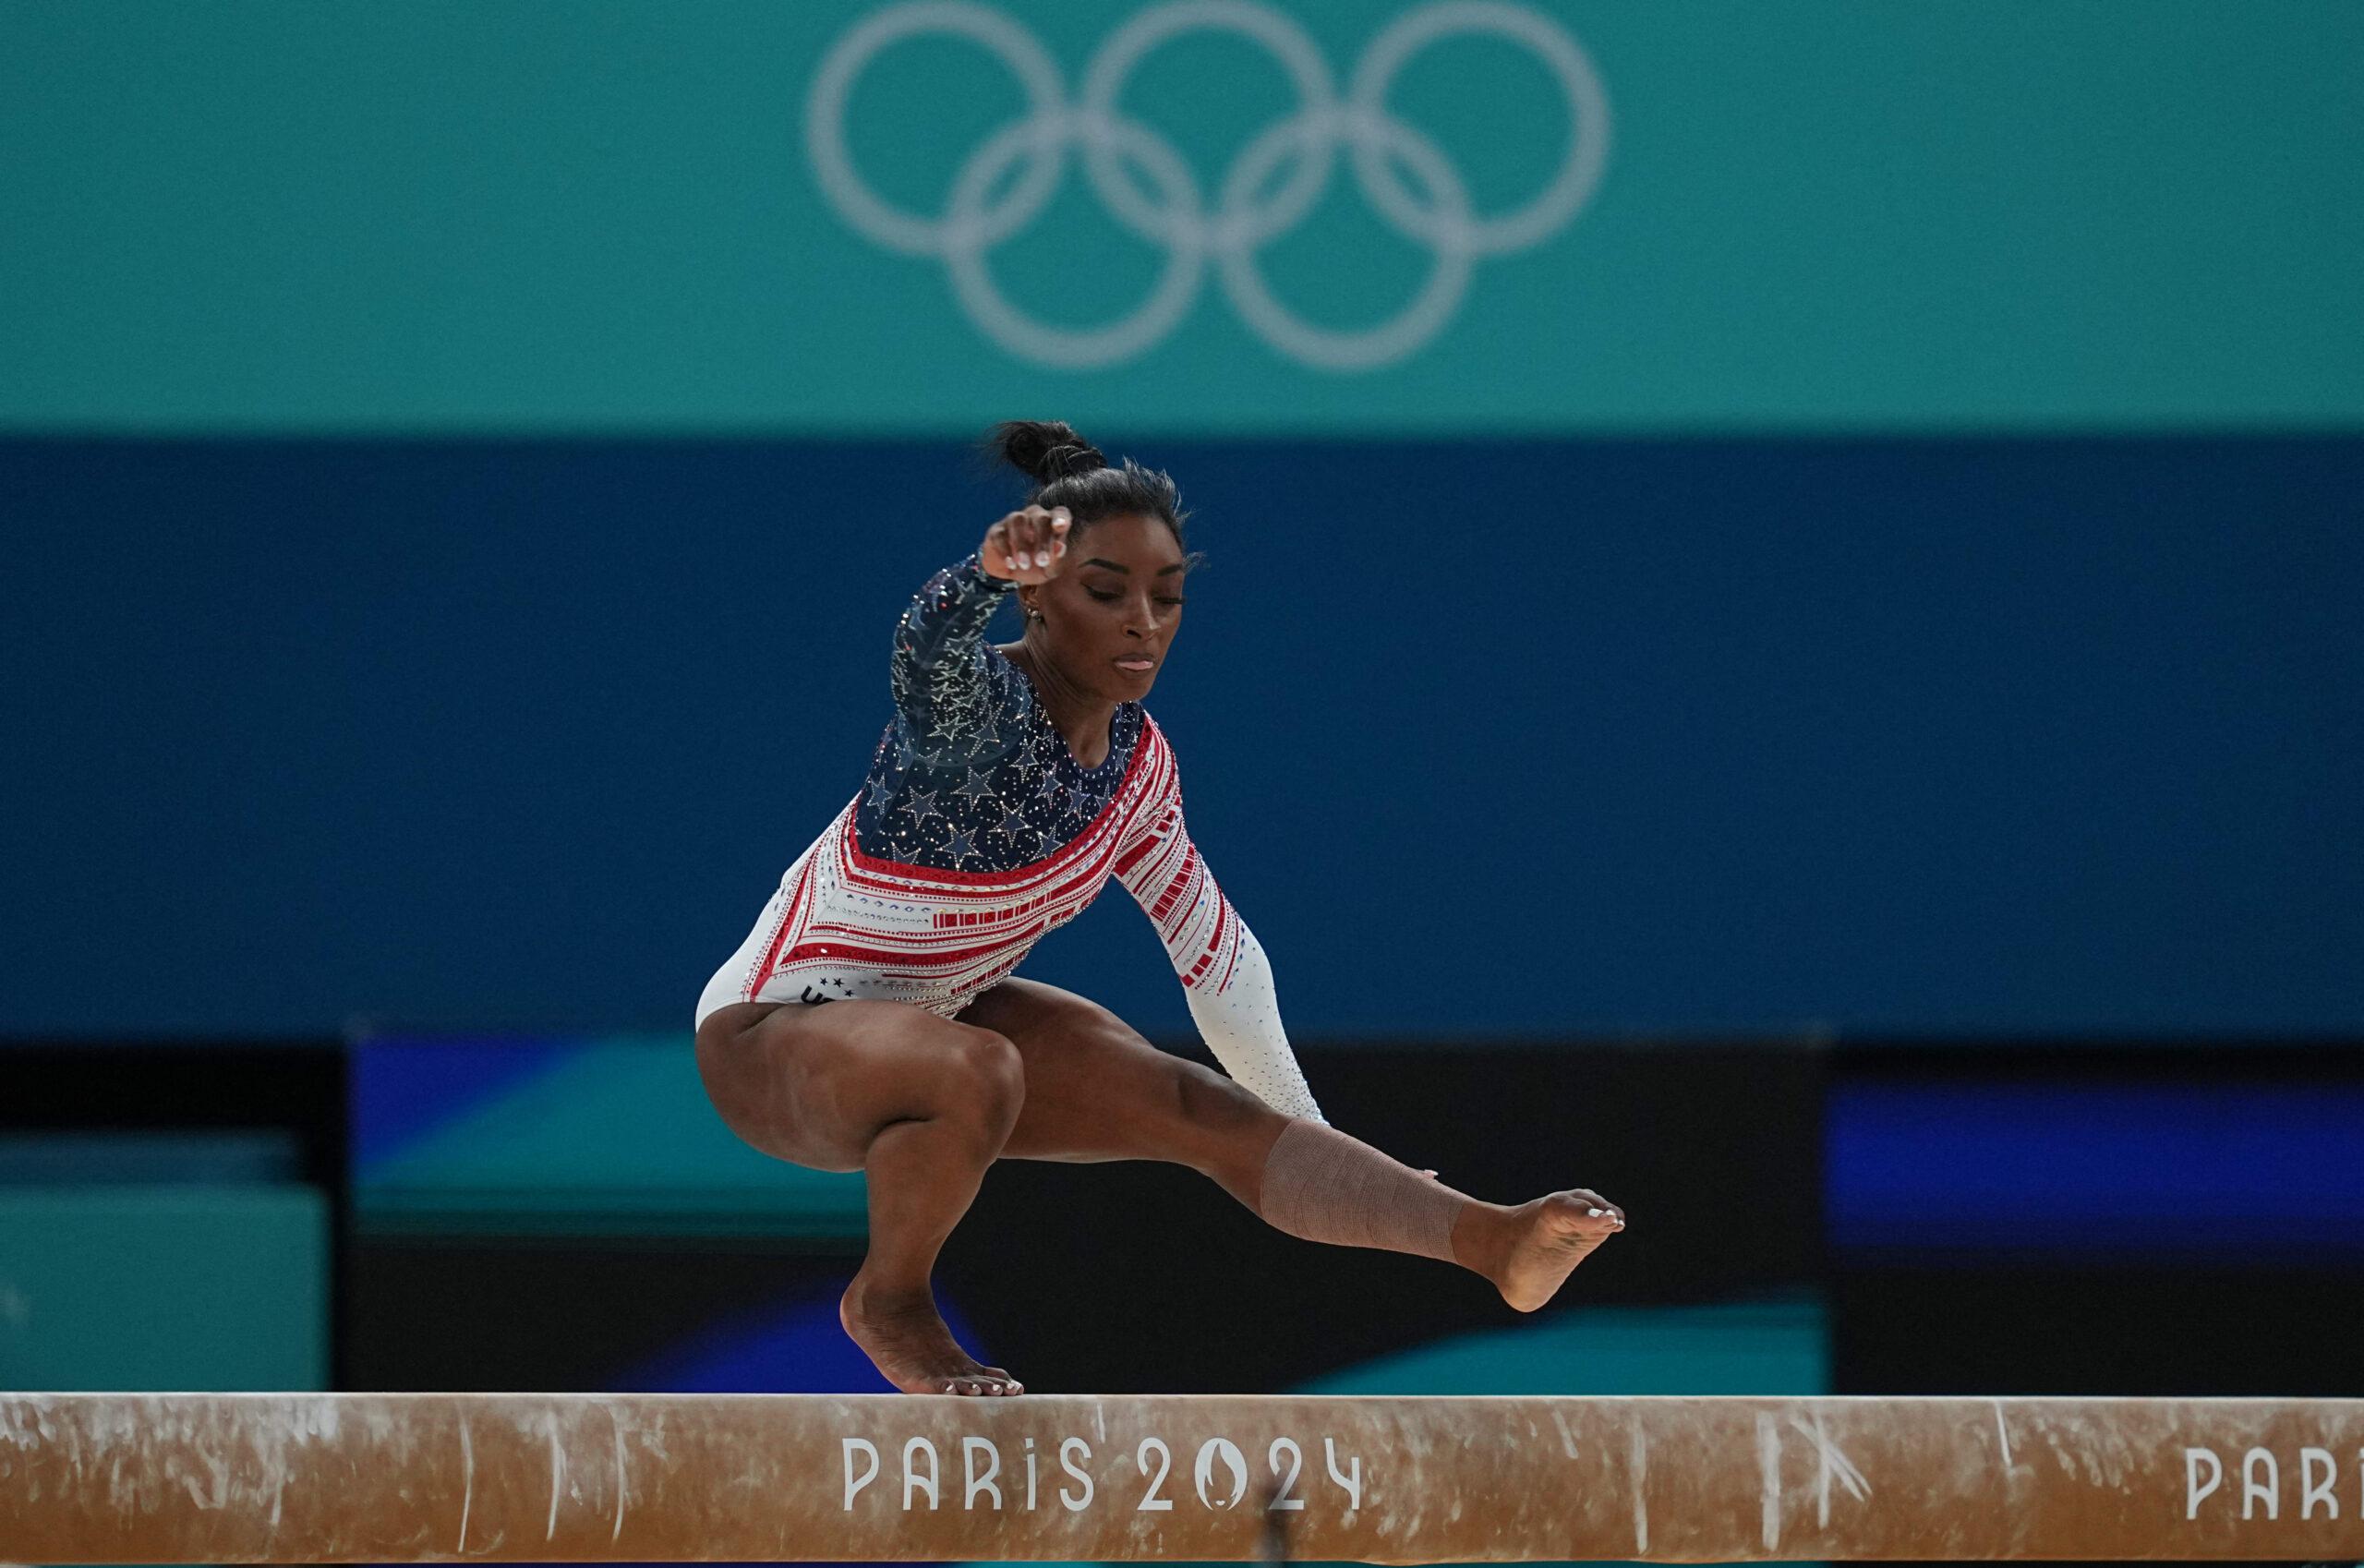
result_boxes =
[3,1393,2361,1562]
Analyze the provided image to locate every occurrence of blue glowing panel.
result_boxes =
[351,1035,583,1168]
[1827,1081,2364,1253]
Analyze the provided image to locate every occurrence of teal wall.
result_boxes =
[5,0,2359,434]
[0,1188,330,1390]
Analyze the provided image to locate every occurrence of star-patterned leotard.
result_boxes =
[696,554,1322,1122]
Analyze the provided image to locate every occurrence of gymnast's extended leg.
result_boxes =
[695,997,1028,1396]
[957,979,1623,1310]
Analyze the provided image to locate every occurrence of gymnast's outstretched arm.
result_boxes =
[1112,737,1325,1123]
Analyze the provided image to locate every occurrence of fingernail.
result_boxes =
[1587,1207,1603,1216]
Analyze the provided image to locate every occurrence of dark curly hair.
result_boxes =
[983,420,1199,565]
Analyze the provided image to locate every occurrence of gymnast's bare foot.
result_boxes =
[841,1276,1023,1396]
[1474,1189,1626,1312]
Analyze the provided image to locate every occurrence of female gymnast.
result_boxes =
[694,422,1624,1395]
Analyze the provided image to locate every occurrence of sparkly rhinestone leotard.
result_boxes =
[696,554,1322,1121]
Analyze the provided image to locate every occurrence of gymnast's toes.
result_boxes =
[943,1371,1025,1396]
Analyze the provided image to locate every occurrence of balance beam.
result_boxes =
[4,1393,2360,1562]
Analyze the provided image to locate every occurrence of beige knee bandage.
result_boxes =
[1255,1118,1465,1263]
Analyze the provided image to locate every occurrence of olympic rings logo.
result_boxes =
[806,0,1610,371]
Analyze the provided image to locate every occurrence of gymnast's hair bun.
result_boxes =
[989,420,1107,486]
[977,419,1194,550]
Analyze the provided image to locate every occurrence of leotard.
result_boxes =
[696,554,1322,1122]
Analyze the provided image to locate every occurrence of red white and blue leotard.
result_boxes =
[696,554,1322,1122]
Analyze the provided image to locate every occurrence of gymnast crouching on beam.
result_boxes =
[693,421,1625,1395]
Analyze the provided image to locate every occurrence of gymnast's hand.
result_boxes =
[982,504,1070,583]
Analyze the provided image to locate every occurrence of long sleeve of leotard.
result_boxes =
[1114,735,1324,1123]
[889,554,1023,763]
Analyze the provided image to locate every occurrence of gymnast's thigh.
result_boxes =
[694,997,1007,1173]
[955,977,1281,1168]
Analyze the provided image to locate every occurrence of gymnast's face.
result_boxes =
[1024,511,1188,704]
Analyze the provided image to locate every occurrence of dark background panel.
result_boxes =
[345,1043,1824,1395]
[1826,1043,2364,1408]
[6,434,2360,1043]
[1831,1265,2364,1399]
[346,1240,869,1393]
[0,1041,346,1188]
[13,1029,2355,1451]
